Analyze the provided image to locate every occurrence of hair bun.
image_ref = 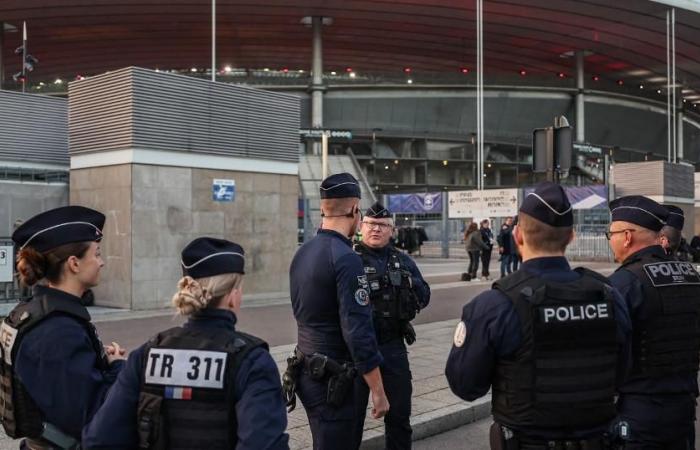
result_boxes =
[16,247,47,286]
[172,276,210,315]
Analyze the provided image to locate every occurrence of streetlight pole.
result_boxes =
[211,0,216,82]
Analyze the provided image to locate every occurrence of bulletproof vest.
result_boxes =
[491,268,619,430]
[619,251,700,379]
[137,325,267,450]
[0,291,106,440]
[356,245,419,344]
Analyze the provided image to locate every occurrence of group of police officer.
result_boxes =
[446,182,700,450]
[286,172,430,450]
[0,172,698,450]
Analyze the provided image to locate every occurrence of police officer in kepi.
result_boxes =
[607,196,700,449]
[0,206,126,449]
[82,237,289,449]
[353,202,430,449]
[445,181,632,450]
[659,204,689,259]
[285,173,389,450]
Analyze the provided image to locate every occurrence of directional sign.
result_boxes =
[299,129,353,140]
[574,143,603,155]
[448,189,518,219]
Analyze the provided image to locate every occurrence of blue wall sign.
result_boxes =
[212,179,235,202]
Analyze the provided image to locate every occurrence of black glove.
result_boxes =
[403,322,416,346]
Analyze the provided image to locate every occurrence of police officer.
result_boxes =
[607,196,700,448]
[353,202,430,449]
[0,206,125,449]
[83,237,288,449]
[445,181,632,449]
[659,205,689,259]
[288,173,389,450]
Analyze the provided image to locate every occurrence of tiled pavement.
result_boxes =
[268,319,492,450]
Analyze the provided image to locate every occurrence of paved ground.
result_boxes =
[413,417,492,450]
[274,319,491,450]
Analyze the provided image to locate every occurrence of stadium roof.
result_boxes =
[1,0,700,101]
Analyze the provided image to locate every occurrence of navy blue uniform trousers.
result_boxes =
[299,371,363,450]
[354,340,413,449]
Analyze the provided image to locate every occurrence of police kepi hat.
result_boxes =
[319,173,361,199]
[609,196,667,232]
[520,181,573,227]
[181,237,245,278]
[365,202,391,219]
[12,206,105,252]
[663,204,684,231]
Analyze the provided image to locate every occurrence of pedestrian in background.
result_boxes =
[465,222,488,281]
[510,216,522,272]
[497,217,514,278]
[479,219,494,280]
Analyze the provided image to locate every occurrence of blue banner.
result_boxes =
[387,192,443,214]
[523,185,608,209]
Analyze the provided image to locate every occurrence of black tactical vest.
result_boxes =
[356,245,419,344]
[137,325,267,450]
[618,251,700,379]
[0,290,106,440]
[491,268,619,430]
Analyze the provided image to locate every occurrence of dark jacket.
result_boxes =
[83,309,289,449]
[497,225,513,255]
[465,231,489,252]
[480,227,494,250]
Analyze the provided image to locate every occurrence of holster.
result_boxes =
[302,352,356,408]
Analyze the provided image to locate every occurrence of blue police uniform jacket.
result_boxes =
[14,286,124,439]
[445,257,633,439]
[290,229,382,374]
[608,245,698,440]
[359,244,431,313]
[82,309,289,450]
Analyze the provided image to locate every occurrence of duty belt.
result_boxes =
[297,349,353,381]
[293,348,357,408]
[491,424,608,450]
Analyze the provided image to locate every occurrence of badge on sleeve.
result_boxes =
[453,321,467,347]
[357,275,369,290]
[355,288,370,306]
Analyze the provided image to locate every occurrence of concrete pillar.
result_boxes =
[310,17,325,155]
[575,50,585,143]
[677,96,684,161]
[441,193,449,258]
[494,169,502,186]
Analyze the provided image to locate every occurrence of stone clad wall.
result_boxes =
[70,165,132,308]
[71,163,297,310]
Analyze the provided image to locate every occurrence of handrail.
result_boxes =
[346,149,377,204]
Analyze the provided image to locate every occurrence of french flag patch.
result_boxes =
[165,386,192,400]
